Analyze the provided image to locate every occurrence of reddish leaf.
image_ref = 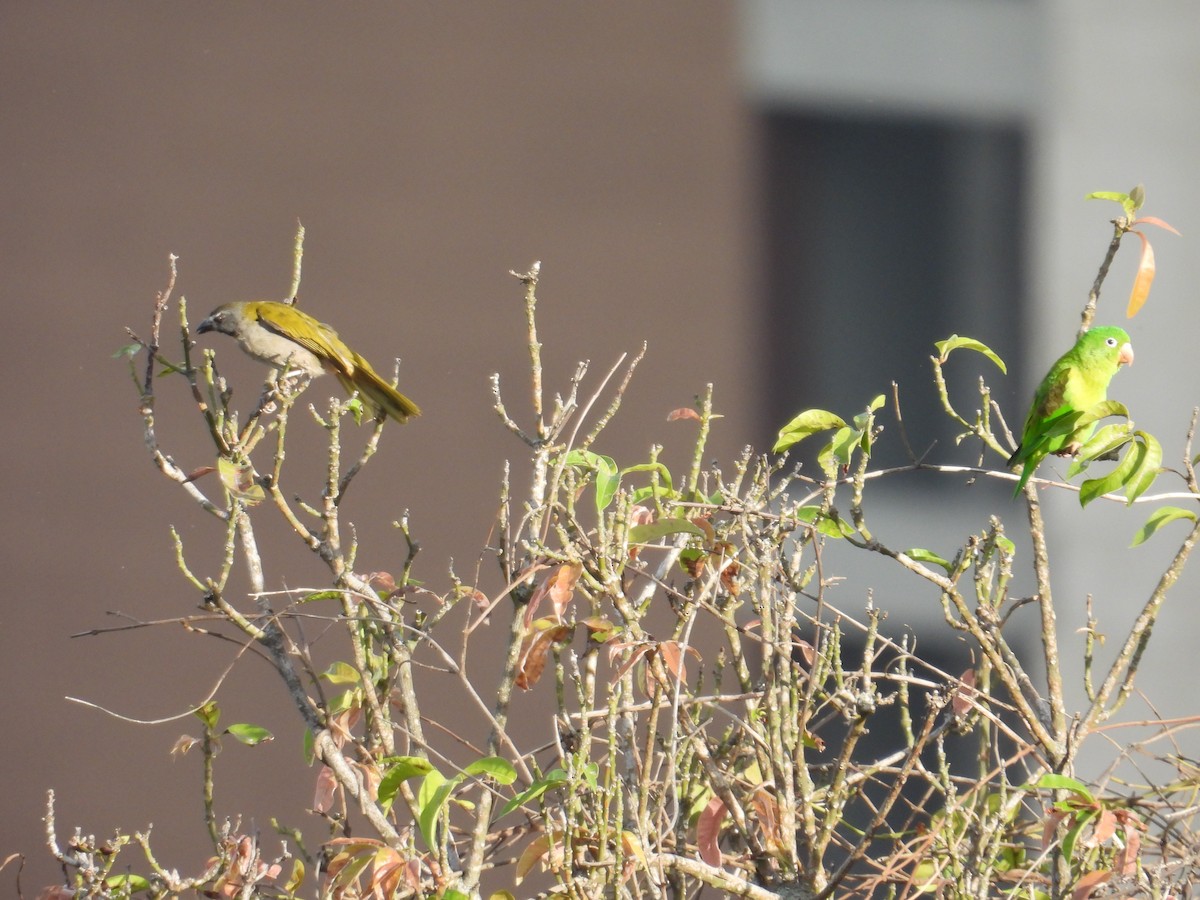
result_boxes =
[609,641,655,683]
[515,834,553,882]
[366,571,397,594]
[667,407,702,422]
[1131,215,1181,235]
[657,641,701,683]
[313,765,338,813]
[515,622,573,690]
[696,796,727,867]
[548,561,583,619]
[1070,869,1111,900]
[793,638,815,666]
[951,669,977,718]
[182,465,216,483]
[751,788,785,854]
[1090,808,1117,845]
[1127,230,1155,318]
[1042,807,1068,851]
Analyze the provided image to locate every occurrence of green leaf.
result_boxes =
[627,518,707,544]
[301,589,344,604]
[225,723,274,746]
[417,769,456,851]
[564,449,621,512]
[443,891,472,900]
[903,548,954,573]
[112,342,142,359]
[1124,430,1162,503]
[934,335,1007,374]
[796,506,855,539]
[1030,772,1094,801]
[464,756,518,785]
[1067,423,1133,476]
[321,661,361,685]
[1131,506,1198,547]
[620,461,673,482]
[194,701,220,730]
[378,757,437,810]
[773,409,847,454]
[1073,399,1129,431]
[1085,190,1133,216]
[827,425,862,468]
[995,534,1016,557]
[105,874,152,893]
[500,767,570,817]
[1079,441,1140,507]
[284,858,305,894]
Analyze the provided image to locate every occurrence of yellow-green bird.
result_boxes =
[197,301,420,423]
[1007,325,1133,496]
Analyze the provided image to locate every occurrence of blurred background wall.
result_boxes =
[2,1,1198,891]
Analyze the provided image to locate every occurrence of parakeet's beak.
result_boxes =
[1119,343,1134,366]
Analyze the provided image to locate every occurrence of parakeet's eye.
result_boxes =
[1105,337,1117,346]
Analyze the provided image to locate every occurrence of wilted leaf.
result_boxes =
[1131,506,1197,547]
[934,335,1007,374]
[170,735,199,758]
[667,407,702,422]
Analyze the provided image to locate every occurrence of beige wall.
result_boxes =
[0,5,756,888]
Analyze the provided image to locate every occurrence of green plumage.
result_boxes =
[1008,326,1133,496]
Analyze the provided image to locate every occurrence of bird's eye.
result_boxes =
[1106,337,1117,346]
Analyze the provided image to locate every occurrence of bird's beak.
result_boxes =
[196,316,215,334]
[1119,343,1134,366]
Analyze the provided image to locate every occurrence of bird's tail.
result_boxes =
[338,362,421,424]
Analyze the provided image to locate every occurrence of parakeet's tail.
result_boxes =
[338,365,421,424]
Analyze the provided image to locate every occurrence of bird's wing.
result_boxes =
[256,308,358,376]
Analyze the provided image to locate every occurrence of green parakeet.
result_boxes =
[197,301,420,423]
[1007,325,1134,496]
